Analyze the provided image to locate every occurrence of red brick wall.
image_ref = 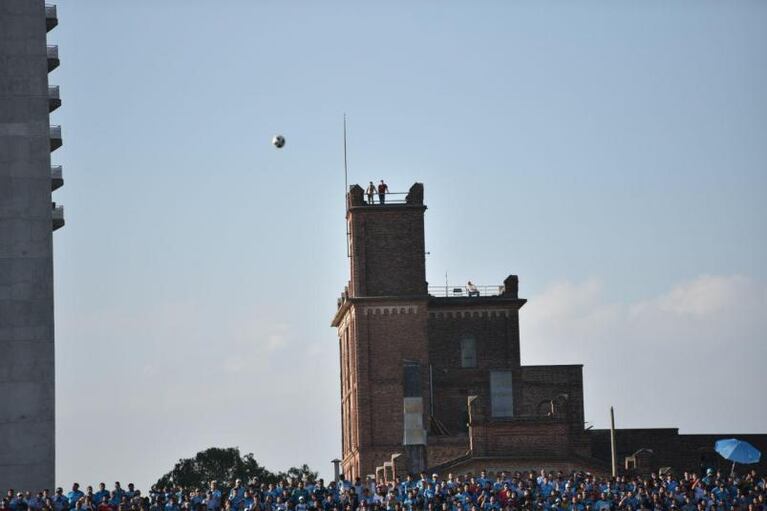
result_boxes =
[434,458,607,478]
[340,300,431,478]
[427,308,522,433]
[590,429,767,474]
[517,365,585,429]
[427,435,470,467]
[471,419,571,457]
[348,205,427,297]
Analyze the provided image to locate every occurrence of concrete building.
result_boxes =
[0,0,63,489]
[332,183,767,482]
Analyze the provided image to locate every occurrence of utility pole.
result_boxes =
[610,406,617,477]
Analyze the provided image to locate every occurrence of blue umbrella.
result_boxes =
[715,438,761,464]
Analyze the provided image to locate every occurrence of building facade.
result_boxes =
[0,0,63,489]
[332,183,767,482]
[331,183,591,481]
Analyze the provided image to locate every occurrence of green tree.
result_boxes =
[279,464,317,483]
[155,447,317,489]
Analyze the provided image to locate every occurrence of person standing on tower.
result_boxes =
[366,181,376,204]
[378,180,389,204]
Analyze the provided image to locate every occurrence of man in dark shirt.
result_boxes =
[377,180,389,204]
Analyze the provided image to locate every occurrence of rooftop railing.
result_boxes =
[360,191,409,205]
[45,4,58,31]
[51,165,63,191]
[48,85,61,112]
[50,125,62,151]
[428,284,505,298]
[47,45,59,71]
[52,204,65,231]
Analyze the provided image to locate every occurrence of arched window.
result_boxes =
[460,335,476,368]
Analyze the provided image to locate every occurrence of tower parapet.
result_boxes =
[345,182,427,298]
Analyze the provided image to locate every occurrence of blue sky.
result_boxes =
[49,0,766,489]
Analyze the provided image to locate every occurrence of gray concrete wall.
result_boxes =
[0,0,56,490]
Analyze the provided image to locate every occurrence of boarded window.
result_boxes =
[490,370,514,417]
[460,336,477,368]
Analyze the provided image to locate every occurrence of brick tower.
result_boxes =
[332,183,431,480]
[333,182,596,481]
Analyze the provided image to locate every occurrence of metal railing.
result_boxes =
[428,284,505,298]
[45,4,57,19]
[361,191,409,205]
[51,165,62,179]
[52,204,64,218]
[49,125,61,138]
[47,45,58,59]
[48,85,60,99]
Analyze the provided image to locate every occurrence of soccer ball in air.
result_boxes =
[272,135,285,148]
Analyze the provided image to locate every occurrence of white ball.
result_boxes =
[272,135,285,148]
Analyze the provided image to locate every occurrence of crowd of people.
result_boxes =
[3,469,766,511]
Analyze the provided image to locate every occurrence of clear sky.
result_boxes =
[49,0,766,490]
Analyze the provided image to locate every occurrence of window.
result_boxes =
[490,370,513,417]
[460,336,477,368]
[403,362,421,397]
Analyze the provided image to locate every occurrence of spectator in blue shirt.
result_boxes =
[206,482,222,511]
[67,485,84,510]
[52,488,68,511]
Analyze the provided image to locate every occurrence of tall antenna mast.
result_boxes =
[344,114,350,257]
[343,113,348,206]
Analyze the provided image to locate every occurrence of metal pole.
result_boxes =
[429,364,434,416]
[343,114,350,258]
[331,459,341,484]
[343,114,348,201]
[610,406,617,477]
